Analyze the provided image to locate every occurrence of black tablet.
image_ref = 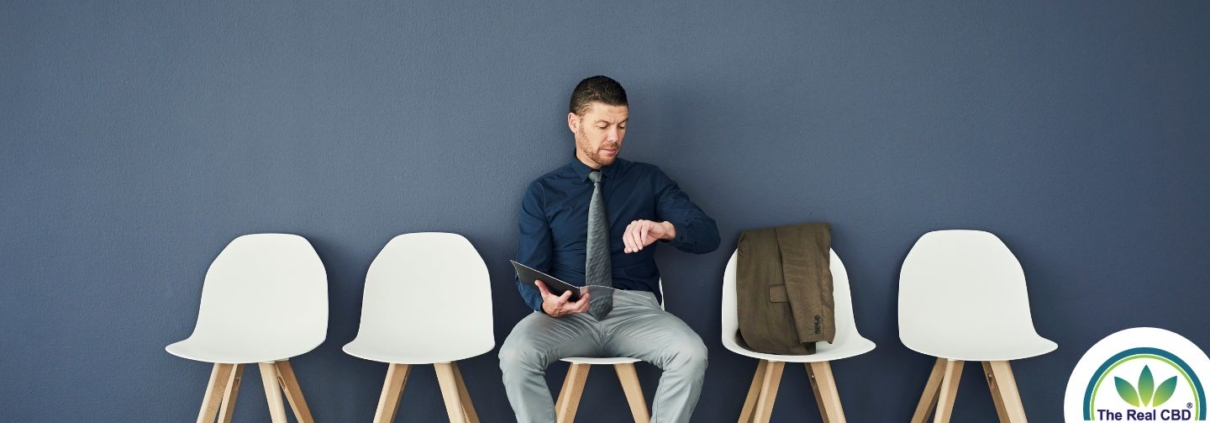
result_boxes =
[511,260,583,302]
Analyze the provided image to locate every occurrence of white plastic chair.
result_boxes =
[166,233,327,423]
[553,281,664,423]
[343,232,494,423]
[722,248,875,423]
[899,230,1056,423]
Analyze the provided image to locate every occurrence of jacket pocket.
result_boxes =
[768,285,789,303]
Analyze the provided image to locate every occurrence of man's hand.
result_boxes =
[622,220,676,253]
[537,280,590,317]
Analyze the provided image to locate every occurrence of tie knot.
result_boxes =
[588,170,602,184]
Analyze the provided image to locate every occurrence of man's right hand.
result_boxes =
[537,280,590,317]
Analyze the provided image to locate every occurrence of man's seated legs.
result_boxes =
[602,291,709,423]
[500,290,707,423]
[499,312,601,423]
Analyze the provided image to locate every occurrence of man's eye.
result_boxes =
[619,125,626,130]
[597,126,607,129]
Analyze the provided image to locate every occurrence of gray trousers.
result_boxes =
[499,290,708,423]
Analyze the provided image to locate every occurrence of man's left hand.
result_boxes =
[622,220,676,253]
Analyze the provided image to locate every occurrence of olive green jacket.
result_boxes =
[736,222,835,355]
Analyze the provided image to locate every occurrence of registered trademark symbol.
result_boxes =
[1188,402,1194,409]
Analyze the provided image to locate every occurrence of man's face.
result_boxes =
[569,102,628,169]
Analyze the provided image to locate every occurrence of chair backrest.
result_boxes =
[189,234,328,357]
[355,232,493,357]
[659,279,664,309]
[721,248,863,347]
[898,230,1044,353]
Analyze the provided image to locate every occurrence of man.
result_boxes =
[499,76,721,423]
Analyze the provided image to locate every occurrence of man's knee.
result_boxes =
[499,335,548,373]
[665,335,709,373]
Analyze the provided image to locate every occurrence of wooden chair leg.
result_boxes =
[451,362,480,423]
[983,362,1009,422]
[807,362,846,423]
[435,362,468,423]
[752,361,786,423]
[555,363,592,423]
[737,360,770,423]
[984,361,1028,423]
[933,359,965,423]
[911,358,947,423]
[274,360,314,423]
[217,364,244,423]
[197,363,235,423]
[374,363,411,423]
[614,363,650,423]
[258,362,289,423]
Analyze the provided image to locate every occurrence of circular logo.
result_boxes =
[1066,328,1210,421]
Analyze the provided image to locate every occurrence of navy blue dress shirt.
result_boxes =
[515,157,721,312]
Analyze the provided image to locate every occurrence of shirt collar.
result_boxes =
[569,157,626,182]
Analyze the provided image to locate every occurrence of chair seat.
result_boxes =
[720,249,875,365]
[903,332,1057,362]
[722,334,876,363]
[166,234,328,365]
[561,356,642,365]
[165,336,318,364]
[342,337,492,365]
[898,230,1058,363]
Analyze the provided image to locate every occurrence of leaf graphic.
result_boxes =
[1152,377,1178,407]
[1140,366,1155,406]
[1117,377,1141,407]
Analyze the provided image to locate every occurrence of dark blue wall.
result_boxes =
[3,0,1208,421]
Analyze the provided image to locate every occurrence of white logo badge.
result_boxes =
[1065,328,1210,421]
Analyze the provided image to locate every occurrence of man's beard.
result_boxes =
[587,148,616,166]
[577,131,619,167]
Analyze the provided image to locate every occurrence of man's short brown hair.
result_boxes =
[569,76,628,116]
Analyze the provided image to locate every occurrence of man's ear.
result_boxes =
[567,112,579,133]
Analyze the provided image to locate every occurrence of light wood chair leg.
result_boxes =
[555,363,592,423]
[911,358,948,423]
[984,361,1027,423]
[983,362,1009,423]
[933,359,964,423]
[614,363,650,423]
[738,360,770,423]
[258,362,288,423]
[807,362,846,423]
[451,362,480,423]
[374,363,411,423]
[197,363,235,423]
[274,360,314,423]
[752,361,786,423]
[217,364,244,423]
[435,362,468,423]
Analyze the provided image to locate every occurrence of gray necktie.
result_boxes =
[585,170,614,319]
